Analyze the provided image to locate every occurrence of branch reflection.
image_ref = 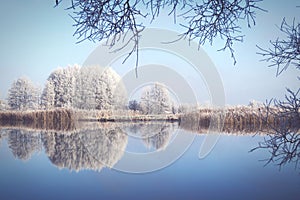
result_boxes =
[250,89,300,171]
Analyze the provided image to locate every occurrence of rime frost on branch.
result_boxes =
[55,0,265,65]
[7,77,40,110]
[41,65,126,110]
[140,83,172,115]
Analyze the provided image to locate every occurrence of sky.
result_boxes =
[0,0,299,105]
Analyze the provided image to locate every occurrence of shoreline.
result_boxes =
[0,107,298,133]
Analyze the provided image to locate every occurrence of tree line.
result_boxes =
[1,65,174,115]
[3,65,125,111]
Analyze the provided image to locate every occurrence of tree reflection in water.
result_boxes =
[7,129,42,161]
[42,127,128,172]
[5,118,299,173]
[0,130,3,148]
[125,122,176,151]
[141,124,173,151]
[1,122,178,172]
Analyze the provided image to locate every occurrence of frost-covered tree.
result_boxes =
[74,66,126,110]
[41,80,55,109]
[98,67,123,110]
[248,100,264,108]
[74,66,99,109]
[76,66,109,110]
[0,98,6,110]
[42,65,80,109]
[7,77,39,110]
[42,69,60,108]
[140,88,152,114]
[42,65,126,110]
[140,83,171,114]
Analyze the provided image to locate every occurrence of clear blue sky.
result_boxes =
[0,0,299,105]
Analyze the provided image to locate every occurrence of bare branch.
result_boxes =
[57,0,146,76]
[55,0,265,67]
[143,0,189,23]
[251,88,300,171]
[179,0,265,64]
[257,18,300,76]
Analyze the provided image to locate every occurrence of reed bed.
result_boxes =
[0,109,76,131]
[179,106,299,134]
[0,106,297,134]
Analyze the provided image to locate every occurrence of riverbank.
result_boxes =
[0,106,298,133]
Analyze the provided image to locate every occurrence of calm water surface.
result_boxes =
[0,123,299,200]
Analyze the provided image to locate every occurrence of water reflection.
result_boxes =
[1,120,299,173]
[0,130,4,148]
[143,126,171,151]
[7,129,42,161]
[250,122,300,171]
[0,122,178,172]
[42,127,128,172]
[125,122,176,150]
